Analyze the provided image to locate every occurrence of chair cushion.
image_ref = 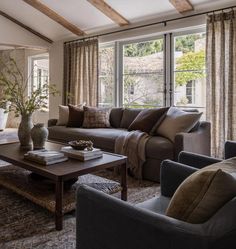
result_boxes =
[156,107,202,142]
[137,196,170,215]
[82,106,111,128]
[128,107,169,133]
[120,108,142,129]
[166,168,236,224]
[48,126,128,151]
[67,104,84,127]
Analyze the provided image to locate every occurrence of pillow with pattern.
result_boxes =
[82,106,111,128]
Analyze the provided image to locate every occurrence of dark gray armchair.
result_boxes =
[76,144,236,249]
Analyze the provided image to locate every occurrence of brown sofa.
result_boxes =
[47,108,211,182]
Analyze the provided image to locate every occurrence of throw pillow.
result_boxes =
[156,107,202,142]
[120,109,142,129]
[128,107,169,133]
[56,105,69,126]
[82,106,111,128]
[166,168,236,223]
[67,104,84,127]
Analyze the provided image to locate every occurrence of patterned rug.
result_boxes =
[0,160,160,249]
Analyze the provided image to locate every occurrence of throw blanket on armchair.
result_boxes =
[115,130,150,179]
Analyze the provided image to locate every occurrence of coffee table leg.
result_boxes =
[55,178,64,230]
[120,162,127,201]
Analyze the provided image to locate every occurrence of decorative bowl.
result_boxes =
[68,140,93,150]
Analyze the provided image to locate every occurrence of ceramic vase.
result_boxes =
[31,123,48,149]
[18,114,33,149]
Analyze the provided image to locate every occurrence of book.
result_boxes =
[62,151,103,161]
[24,154,68,165]
[61,146,102,157]
[26,150,65,161]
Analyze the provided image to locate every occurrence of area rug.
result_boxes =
[0,160,160,249]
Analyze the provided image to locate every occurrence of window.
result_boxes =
[173,32,206,113]
[98,28,206,117]
[29,54,49,108]
[98,44,115,107]
[122,38,164,108]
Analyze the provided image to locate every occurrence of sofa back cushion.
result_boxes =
[156,107,202,142]
[166,168,236,223]
[109,108,124,128]
[128,107,169,133]
[67,104,84,127]
[82,106,111,128]
[120,108,142,129]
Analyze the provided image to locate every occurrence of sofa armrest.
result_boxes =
[178,151,222,169]
[224,140,236,159]
[76,185,209,249]
[174,121,211,160]
[48,119,58,127]
[160,160,197,197]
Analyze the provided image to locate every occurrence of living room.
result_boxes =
[0,0,236,248]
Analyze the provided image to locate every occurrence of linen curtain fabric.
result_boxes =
[206,10,236,157]
[64,39,98,106]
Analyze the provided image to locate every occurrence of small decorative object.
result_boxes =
[18,114,33,149]
[31,123,49,149]
[0,56,58,148]
[0,104,8,131]
[68,140,93,151]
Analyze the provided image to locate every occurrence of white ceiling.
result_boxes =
[0,0,235,42]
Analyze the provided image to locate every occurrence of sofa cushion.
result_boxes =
[137,196,170,215]
[120,108,142,129]
[145,136,174,159]
[128,107,169,133]
[166,168,236,224]
[56,105,69,126]
[48,126,128,151]
[109,108,124,128]
[156,107,202,142]
[67,104,84,127]
[82,106,111,128]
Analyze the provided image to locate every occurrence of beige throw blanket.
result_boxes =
[115,130,150,180]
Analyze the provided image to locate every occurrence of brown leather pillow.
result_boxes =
[128,107,169,133]
[166,168,236,223]
[67,104,84,127]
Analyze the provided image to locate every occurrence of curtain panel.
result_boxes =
[206,10,236,157]
[64,39,99,106]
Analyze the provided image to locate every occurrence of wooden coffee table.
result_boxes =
[0,141,127,230]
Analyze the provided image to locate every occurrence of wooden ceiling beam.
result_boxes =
[22,0,85,36]
[169,0,194,13]
[0,10,53,43]
[87,0,129,26]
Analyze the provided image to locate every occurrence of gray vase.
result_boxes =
[18,114,33,149]
[31,123,48,149]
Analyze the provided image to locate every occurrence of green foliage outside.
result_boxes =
[175,50,206,86]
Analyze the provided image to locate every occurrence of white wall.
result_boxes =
[0,15,50,49]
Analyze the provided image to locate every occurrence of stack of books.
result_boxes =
[24,150,68,165]
[61,146,103,161]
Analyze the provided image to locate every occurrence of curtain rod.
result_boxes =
[64,5,236,45]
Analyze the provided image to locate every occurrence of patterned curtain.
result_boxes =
[206,10,236,157]
[63,39,98,106]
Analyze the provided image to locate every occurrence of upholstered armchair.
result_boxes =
[76,144,236,249]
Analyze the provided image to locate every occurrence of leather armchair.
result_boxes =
[76,149,236,249]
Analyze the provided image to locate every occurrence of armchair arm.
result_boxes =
[48,119,58,127]
[174,121,211,160]
[178,151,222,169]
[76,185,210,249]
[160,160,197,197]
[224,140,236,159]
